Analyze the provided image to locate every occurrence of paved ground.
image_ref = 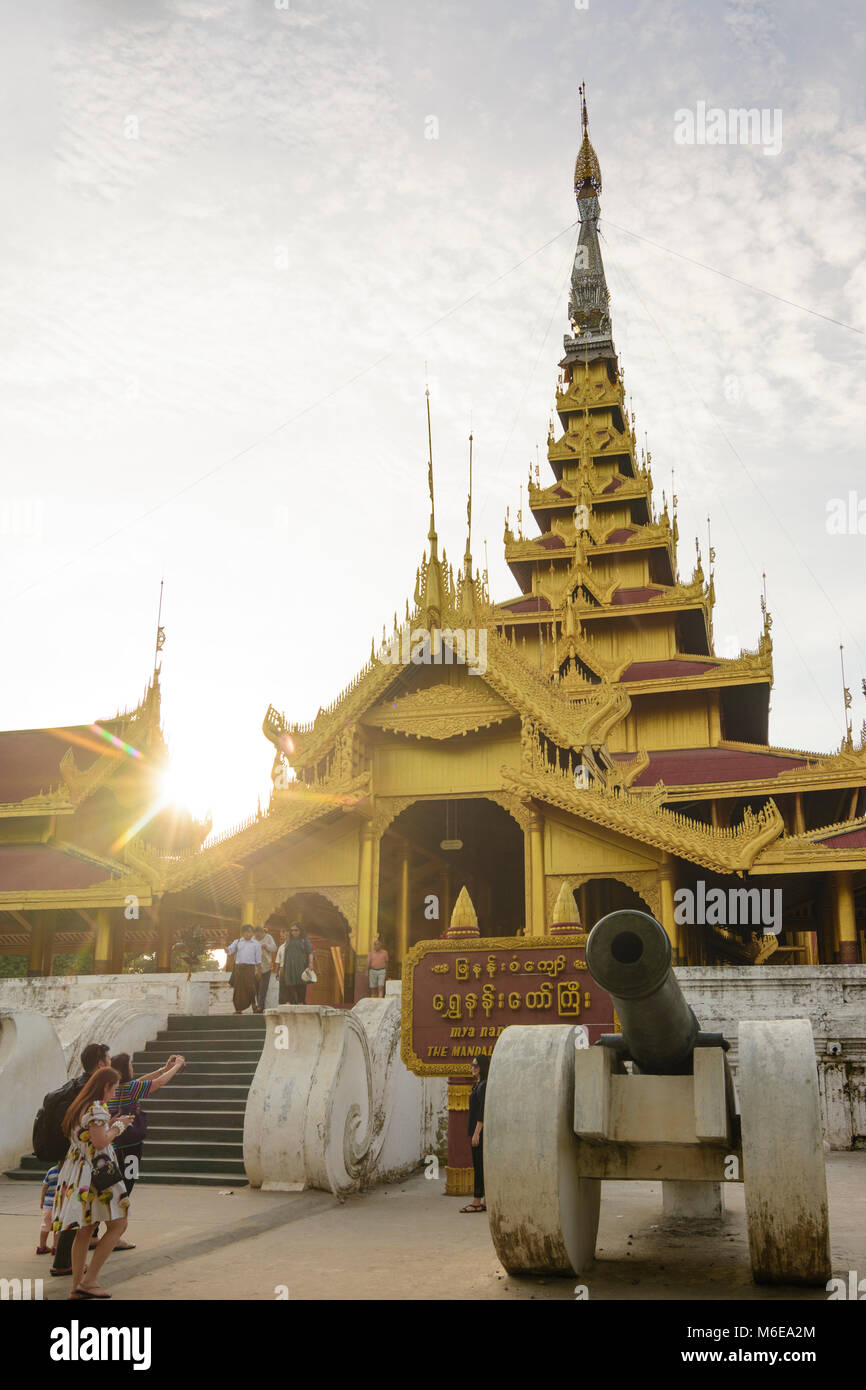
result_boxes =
[2,1153,864,1301]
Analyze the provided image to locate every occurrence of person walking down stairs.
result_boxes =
[276,922,315,1004]
[253,925,277,1013]
[227,925,261,1014]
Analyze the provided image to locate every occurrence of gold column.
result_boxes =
[528,812,546,937]
[579,882,589,931]
[658,854,680,960]
[708,698,721,746]
[356,821,376,958]
[27,915,44,977]
[440,865,452,936]
[794,792,806,836]
[110,920,125,974]
[156,908,173,973]
[834,871,859,965]
[241,870,256,926]
[396,844,411,966]
[93,909,113,975]
[40,911,57,976]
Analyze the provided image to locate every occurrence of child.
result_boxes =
[37,1164,59,1254]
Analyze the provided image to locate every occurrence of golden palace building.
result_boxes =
[2,101,865,999]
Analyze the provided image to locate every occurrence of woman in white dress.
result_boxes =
[51,1066,136,1299]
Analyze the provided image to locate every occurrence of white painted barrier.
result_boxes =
[243,1006,374,1195]
[0,1012,66,1172]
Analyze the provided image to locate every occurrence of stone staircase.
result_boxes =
[4,1013,267,1189]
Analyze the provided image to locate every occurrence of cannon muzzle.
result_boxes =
[586,909,706,1074]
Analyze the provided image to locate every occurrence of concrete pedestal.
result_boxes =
[663,1180,722,1223]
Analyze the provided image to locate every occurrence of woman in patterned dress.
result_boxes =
[51,1066,137,1299]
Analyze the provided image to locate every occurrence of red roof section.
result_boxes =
[816,826,866,849]
[0,728,105,803]
[0,845,113,891]
[605,528,637,543]
[623,660,721,681]
[552,486,571,499]
[500,596,551,614]
[611,586,665,605]
[601,477,623,494]
[538,534,566,550]
[613,746,812,787]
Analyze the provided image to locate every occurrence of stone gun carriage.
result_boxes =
[484,909,831,1285]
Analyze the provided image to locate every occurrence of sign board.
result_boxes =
[401,934,615,1077]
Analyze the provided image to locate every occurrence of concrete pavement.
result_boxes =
[2,1153,864,1301]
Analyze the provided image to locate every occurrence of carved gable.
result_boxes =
[363,677,517,741]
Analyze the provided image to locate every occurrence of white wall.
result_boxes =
[0,1012,67,1171]
[676,965,866,1149]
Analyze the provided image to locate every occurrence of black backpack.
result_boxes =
[32,1077,82,1163]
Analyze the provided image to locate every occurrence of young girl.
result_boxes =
[36,1164,59,1253]
[51,1067,136,1299]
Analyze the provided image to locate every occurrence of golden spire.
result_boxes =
[464,431,473,581]
[414,381,444,627]
[574,81,602,197]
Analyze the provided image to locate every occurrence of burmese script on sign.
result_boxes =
[401,936,615,1077]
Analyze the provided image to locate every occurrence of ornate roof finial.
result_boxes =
[152,578,165,679]
[416,379,444,628]
[566,85,610,358]
[574,81,602,198]
[464,430,474,582]
[841,645,853,750]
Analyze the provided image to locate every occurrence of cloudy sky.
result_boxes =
[2,0,865,833]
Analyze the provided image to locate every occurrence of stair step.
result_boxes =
[142,1155,248,1176]
[10,1155,47,1173]
[131,1067,257,1078]
[163,1016,266,1030]
[145,1139,244,1160]
[146,1127,244,1145]
[134,1173,250,1187]
[150,1085,252,1101]
[136,1043,264,1055]
[144,1098,246,1113]
[132,1058,258,1072]
[152,1034,265,1045]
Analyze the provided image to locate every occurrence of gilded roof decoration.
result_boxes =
[363,683,516,740]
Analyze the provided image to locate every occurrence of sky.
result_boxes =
[1,0,865,835]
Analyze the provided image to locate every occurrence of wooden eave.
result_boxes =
[621,669,771,698]
[0,879,153,913]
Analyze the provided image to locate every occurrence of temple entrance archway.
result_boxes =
[377,798,526,973]
[268,891,351,1007]
[568,876,657,933]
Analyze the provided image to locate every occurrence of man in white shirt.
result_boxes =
[253,925,277,1013]
[227,925,262,1014]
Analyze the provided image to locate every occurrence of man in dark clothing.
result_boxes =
[276,922,315,1004]
[460,1054,489,1213]
[50,1042,110,1277]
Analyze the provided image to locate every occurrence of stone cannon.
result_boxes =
[484,909,831,1286]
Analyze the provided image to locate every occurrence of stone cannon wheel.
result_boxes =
[484,1024,600,1276]
[738,1018,831,1285]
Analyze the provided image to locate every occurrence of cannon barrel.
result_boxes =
[585,909,703,1074]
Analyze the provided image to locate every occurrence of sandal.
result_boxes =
[74,1284,111,1299]
[114,1240,136,1251]
[459,1203,486,1213]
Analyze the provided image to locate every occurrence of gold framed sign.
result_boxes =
[400,934,614,1077]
